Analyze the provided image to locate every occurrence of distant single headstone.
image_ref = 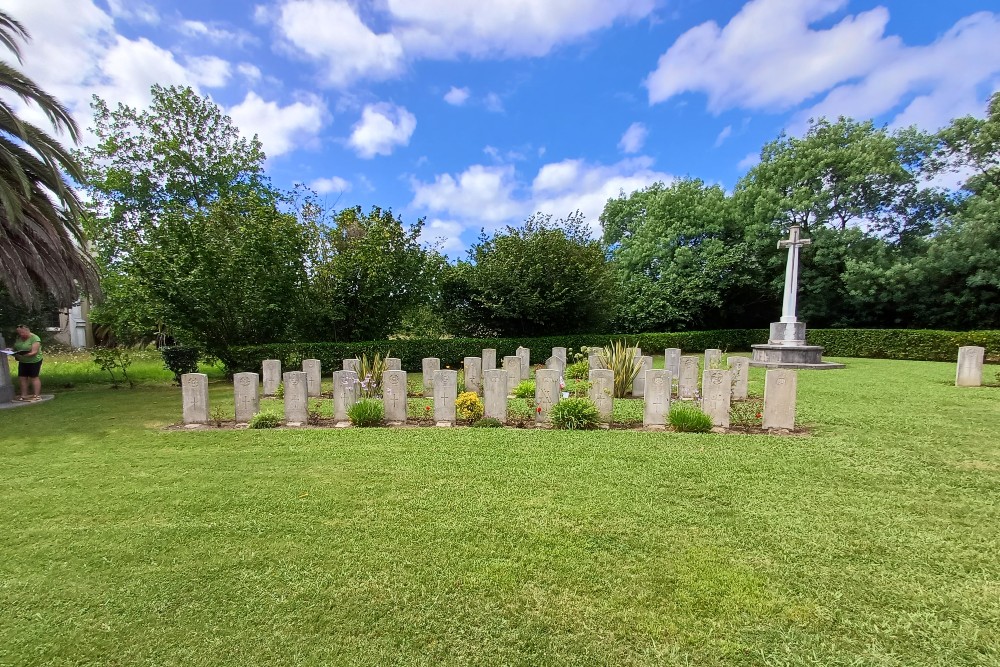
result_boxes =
[434,369,458,425]
[535,369,561,423]
[664,349,681,390]
[632,355,653,397]
[483,369,508,422]
[588,350,604,371]
[516,346,531,380]
[385,357,402,371]
[503,355,522,394]
[343,358,360,374]
[464,356,483,394]
[679,356,699,399]
[333,370,359,421]
[762,369,797,430]
[552,347,567,365]
[262,359,281,396]
[283,371,309,424]
[482,348,497,371]
[588,369,614,421]
[383,370,407,423]
[422,357,440,397]
[956,346,985,387]
[704,349,722,370]
[729,356,750,400]
[632,346,642,361]
[234,372,260,423]
[643,370,670,427]
[545,355,565,375]
[182,373,210,424]
[701,369,732,428]
[302,359,321,397]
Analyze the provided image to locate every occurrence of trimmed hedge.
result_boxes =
[224,328,999,374]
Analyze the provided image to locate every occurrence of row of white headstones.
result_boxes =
[181,347,799,430]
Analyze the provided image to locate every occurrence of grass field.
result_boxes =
[2,354,999,666]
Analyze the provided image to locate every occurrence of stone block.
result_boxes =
[181,373,209,424]
[503,356,522,394]
[664,348,681,389]
[233,372,259,423]
[762,369,797,430]
[704,349,722,370]
[588,351,604,371]
[482,348,497,371]
[343,358,360,374]
[516,346,531,380]
[385,357,402,371]
[956,346,985,387]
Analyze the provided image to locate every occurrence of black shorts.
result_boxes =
[17,360,42,378]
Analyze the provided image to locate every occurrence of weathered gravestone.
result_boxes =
[262,359,281,396]
[343,358,360,374]
[283,371,308,424]
[483,369,508,422]
[632,355,653,397]
[333,370,359,421]
[678,356,699,399]
[464,356,483,394]
[302,359,321,397]
[552,347,567,365]
[545,355,565,375]
[385,357,402,371]
[588,350,604,371]
[701,369,732,428]
[729,356,750,400]
[956,346,985,387]
[233,372,260,423]
[588,369,614,421]
[482,348,497,372]
[643,370,671,427]
[516,347,530,380]
[535,369,561,424]
[182,373,209,424]
[664,349,681,391]
[503,356,522,394]
[422,358,440,397]
[434,369,458,425]
[383,370,407,423]
[704,349,722,371]
[762,369,797,430]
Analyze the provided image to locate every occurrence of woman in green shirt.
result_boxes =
[13,324,43,401]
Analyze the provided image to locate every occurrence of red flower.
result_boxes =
[425,406,430,412]
[536,406,542,413]
[755,412,762,419]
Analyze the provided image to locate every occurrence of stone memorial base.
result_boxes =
[0,394,55,409]
[750,321,845,370]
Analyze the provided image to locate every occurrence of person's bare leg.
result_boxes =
[18,376,28,399]
[31,377,41,398]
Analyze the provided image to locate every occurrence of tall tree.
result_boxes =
[0,9,99,307]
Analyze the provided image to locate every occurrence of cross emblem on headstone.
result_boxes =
[777,225,812,324]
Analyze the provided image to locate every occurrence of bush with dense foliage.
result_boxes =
[160,346,200,384]
[347,399,384,427]
[669,403,714,433]
[548,398,601,430]
[248,412,282,429]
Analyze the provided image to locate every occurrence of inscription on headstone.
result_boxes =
[434,369,458,425]
[503,356,522,394]
[333,370,359,421]
[483,369,508,422]
[632,355,653,397]
[422,358,440,397]
[701,369,732,428]
[956,346,985,387]
[383,370,408,423]
[679,356,699,399]
[303,359,321,397]
[385,357,402,371]
[262,359,281,396]
[234,372,260,423]
[588,369,614,421]
[588,351,604,371]
[464,356,483,394]
[182,373,209,424]
[729,356,750,400]
[283,371,308,424]
[552,347,567,365]
[643,370,670,427]
[482,348,497,371]
[763,369,797,430]
[343,358,360,374]
[535,369,561,423]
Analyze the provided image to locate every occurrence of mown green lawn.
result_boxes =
[2,355,999,666]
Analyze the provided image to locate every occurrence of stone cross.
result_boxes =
[588,369,614,421]
[262,359,281,396]
[181,373,209,424]
[535,369,561,424]
[483,369,508,422]
[643,370,670,427]
[233,372,260,423]
[383,370,407,423]
[777,225,812,324]
[283,371,308,424]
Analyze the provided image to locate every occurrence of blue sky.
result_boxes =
[11,0,1000,253]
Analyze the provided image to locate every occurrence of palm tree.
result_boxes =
[0,9,99,307]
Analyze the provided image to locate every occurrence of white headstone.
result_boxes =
[516,346,531,380]
[434,369,458,425]
[643,370,671,427]
[763,369,797,430]
[385,357,402,371]
[701,369,732,428]
[182,373,209,424]
[704,349,722,370]
[588,351,604,371]
[679,356,699,399]
[502,355,522,394]
[262,359,281,396]
[343,358,360,374]
[535,369,561,423]
[729,356,750,400]
[956,346,985,387]
[234,372,260,423]
[302,359,321,397]
[588,369,614,421]
[422,358,440,397]
[464,356,483,394]
[664,349,681,390]
[333,370,359,421]
[482,348,497,371]
[483,369,508,422]
[552,347,567,364]
[632,355,653,397]
[283,371,308,424]
[383,370,407,423]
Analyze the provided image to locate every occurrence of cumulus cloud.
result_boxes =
[420,219,467,253]
[310,176,352,194]
[106,0,159,25]
[618,122,648,153]
[410,164,523,224]
[348,103,417,158]
[444,86,471,105]
[228,92,327,158]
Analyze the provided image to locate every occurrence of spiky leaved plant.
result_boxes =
[598,340,642,398]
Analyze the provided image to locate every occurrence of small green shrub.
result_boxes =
[470,417,503,428]
[348,398,384,427]
[160,345,200,384]
[549,397,601,430]
[730,398,763,431]
[565,359,589,380]
[456,391,484,421]
[669,403,713,433]
[248,412,282,429]
[92,346,134,388]
[513,380,535,398]
[274,381,284,399]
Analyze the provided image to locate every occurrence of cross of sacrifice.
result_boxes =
[777,225,812,324]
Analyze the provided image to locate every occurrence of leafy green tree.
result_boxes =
[0,9,99,307]
[441,212,614,337]
[932,91,1000,194]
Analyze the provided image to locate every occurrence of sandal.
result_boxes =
[28,396,41,402]
[14,396,27,401]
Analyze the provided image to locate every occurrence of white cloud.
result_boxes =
[618,122,648,153]
[737,152,760,171]
[420,219,467,253]
[178,20,256,48]
[106,0,159,25]
[484,92,505,113]
[237,63,263,82]
[411,164,523,224]
[714,125,732,147]
[273,0,405,87]
[185,55,232,88]
[310,176,352,194]
[228,92,327,158]
[444,86,471,106]
[348,102,417,158]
